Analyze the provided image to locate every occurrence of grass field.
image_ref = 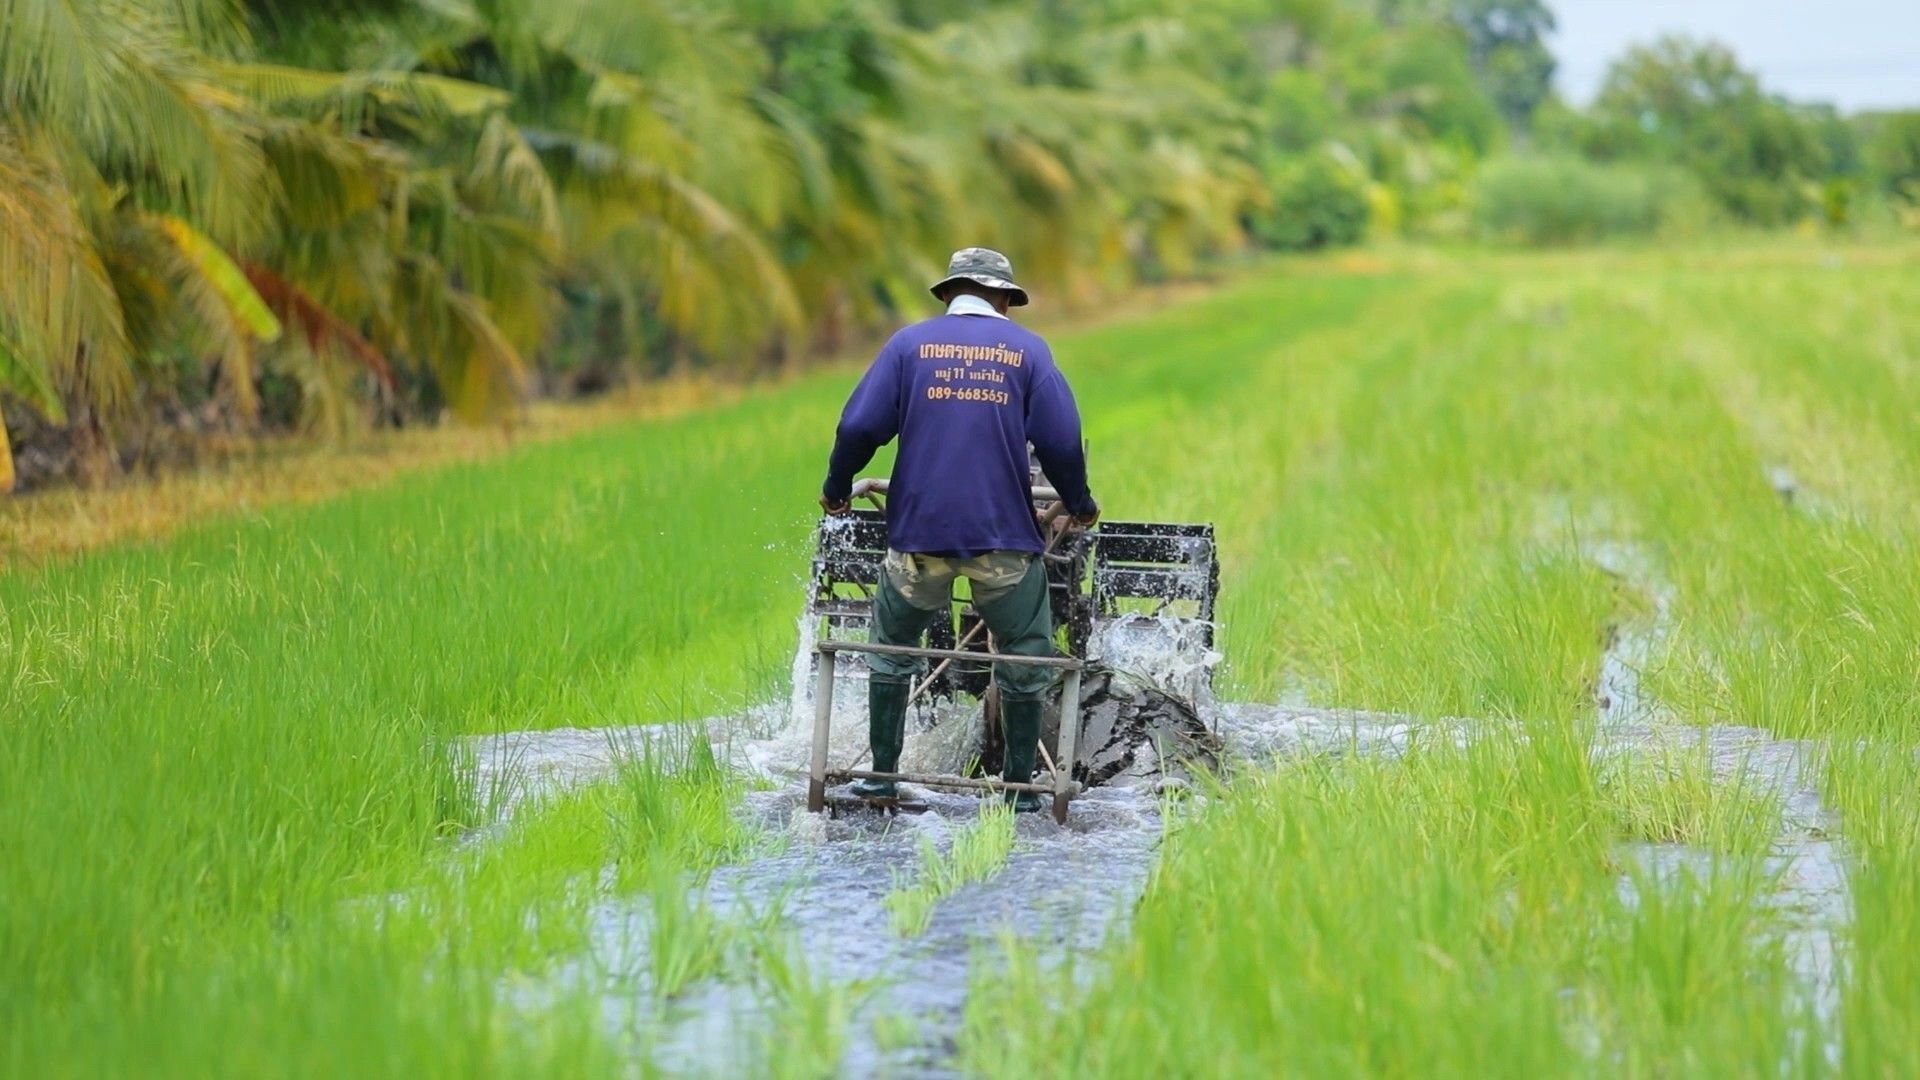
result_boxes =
[4,240,1917,1076]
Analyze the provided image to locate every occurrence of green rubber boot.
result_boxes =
[1000,694,1044,813]
[850,677,910,799]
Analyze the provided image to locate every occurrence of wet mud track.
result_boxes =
[634,786,1160,1075]
[471,698,1853,1073]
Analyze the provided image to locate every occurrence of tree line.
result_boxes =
[2,0,1915,492]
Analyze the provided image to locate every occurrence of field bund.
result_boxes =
[5,241,1919,1075]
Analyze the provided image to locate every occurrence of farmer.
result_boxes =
[820,247,1099,811]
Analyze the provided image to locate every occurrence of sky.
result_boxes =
[1551,0,1920,112]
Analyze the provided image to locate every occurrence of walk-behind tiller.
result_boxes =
[803,475,1220,822]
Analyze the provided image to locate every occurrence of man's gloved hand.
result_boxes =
[1072,502,1101,528]
[820,493,851,516]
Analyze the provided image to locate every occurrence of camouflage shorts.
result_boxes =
[882,549,1033,611]
[871,548,1053,695]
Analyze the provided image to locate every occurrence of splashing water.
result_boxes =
[744,609,991,784]
[1088,610,1222,717]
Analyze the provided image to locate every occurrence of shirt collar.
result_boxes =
[946,294,1009,320]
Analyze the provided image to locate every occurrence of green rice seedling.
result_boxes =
[0,385,755,565]
[1596,745,1784,854]
[964,727,1810,1077]
[743,930,875,1079]
[603,731,751,885]
[408,739,749,976]
[1580,856,1806,1076]
[429,784,632,971]
[61,911,628,1080]
[645,861,733,999]
[884,801,1017,937]
[991,243,1917,1073]
[870,1009,923,1054]
[1824,745,1920,1077]
[0,366,863,1066]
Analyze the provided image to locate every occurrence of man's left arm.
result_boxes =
[821,342,903,511]
[1026,356,1098,523]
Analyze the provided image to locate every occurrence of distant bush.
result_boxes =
[1471,155,1712,246]
[1254,150,1372,250]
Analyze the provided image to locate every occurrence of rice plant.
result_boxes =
[883,802,1019,938]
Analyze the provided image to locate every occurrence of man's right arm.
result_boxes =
[822,342,902,506]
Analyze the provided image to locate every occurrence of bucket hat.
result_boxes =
[929,247,1029,307]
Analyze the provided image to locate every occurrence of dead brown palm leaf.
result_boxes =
[241,261,397,395]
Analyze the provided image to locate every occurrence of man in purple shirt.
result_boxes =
[820,247,1099,811]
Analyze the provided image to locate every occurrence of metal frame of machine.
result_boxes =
[805,639,1086,822]
[801,477,1219,820]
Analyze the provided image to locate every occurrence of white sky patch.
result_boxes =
[1551,0,1920,111]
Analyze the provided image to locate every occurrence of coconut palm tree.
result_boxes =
[388,0,807,369]
[2,0,1490,493]
[2,0,574,486]
[228,64,562,422]
[1,0,283,487]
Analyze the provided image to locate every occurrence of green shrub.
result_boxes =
[1254,149,1372,251]
[1471,155,1712,246]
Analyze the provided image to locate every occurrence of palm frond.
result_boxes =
[270,332,361,437]
[396,165,554,356]
[5,0,272,245]
[156,0,251,55]
[391,254,529,421]
[152,215,282,342]
[217,61,513,118]
[439,285,527,419]
[258,118,387,231]
[750,89,834,218]
[243,261,397,392]
[0,123,133,415]
[0,407,14,494]
[468,112,562,242]
[148,212,283,418]
[534,126,799,352]
[0,328,64,420]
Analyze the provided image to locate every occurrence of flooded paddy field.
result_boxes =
[6,243,1920,1075]
[462,673,1854,1074]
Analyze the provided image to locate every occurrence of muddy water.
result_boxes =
[471,701,1852,1072]
[1582,537,1676,726]
[1578,534,1849,1028]
[467,631,1191,1075]
[580,786,1162,1076]
[487,701,1435,1074]
[1603,721,1848,1035]
[624,614,1208,1073]
[471,724,669,808]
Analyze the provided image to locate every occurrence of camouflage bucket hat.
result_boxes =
[929,247,1030,307]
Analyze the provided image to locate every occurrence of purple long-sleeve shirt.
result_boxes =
[823,312,1095,556]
